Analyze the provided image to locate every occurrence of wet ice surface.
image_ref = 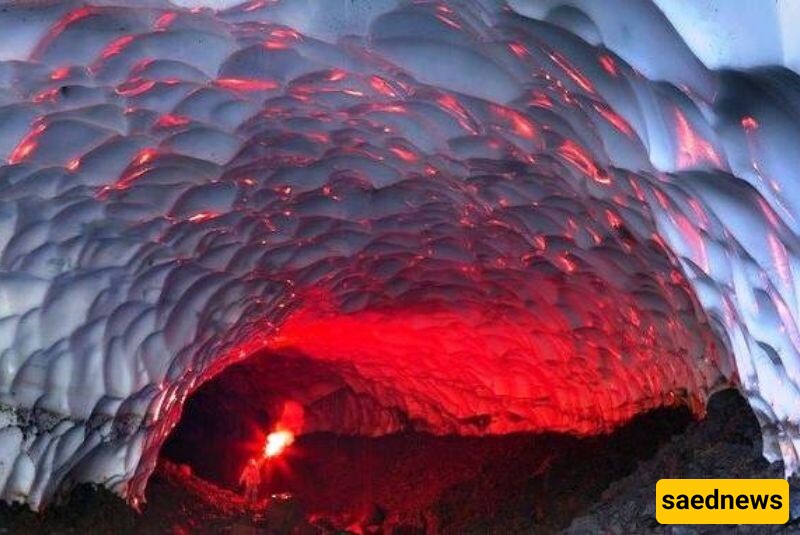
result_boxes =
[0,0,798,509]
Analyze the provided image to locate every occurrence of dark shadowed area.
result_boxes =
[2,389,788,534]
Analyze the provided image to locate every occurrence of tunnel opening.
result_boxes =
[145,170,733,531]
[153,176,730,530]
[157,338,706,531]
[159,350,395,489]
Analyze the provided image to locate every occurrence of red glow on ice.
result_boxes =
[674,108,723,169]
[95,148,157,197]
[528,91,553,109]
[134,148,157,166]
[758,197,781,229]
[326,69,347,82]
[508,42,529,59]
[557,139,610,184]
[55,6,95,28]
[768,232,791,285]
[264,39,289,50]
[154,12,177,31]
[32,7,97,59]
[33,87,60,104]
[592,103,634,138]
[8,123,46,164]
[50,67,71,81]
[491,105,537,140]
[675,212,709,273]
[244,0,267,12]
[605,208,623,228]
[435,13,461,30]
[269,28,301,41]
[263,295,710,437]
[116,78,157,97]
[741,116,759,132]
[369,76,397,97]
[388,145,419,163]
[214,78,279,92]
[688,198,709,228]
[101,35,135,60]
[598,54,619,77]
[436,94,477,133]
[187,211,220,223]
[548,52,596,94]
[156,114,191,128]
[263,27,301,49]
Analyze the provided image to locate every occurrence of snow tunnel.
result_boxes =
[1,0,800,526]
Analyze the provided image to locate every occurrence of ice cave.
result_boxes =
[0,0,799,531]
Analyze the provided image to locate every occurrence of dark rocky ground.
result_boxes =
[0,389,794,534]
[566,390,800,534]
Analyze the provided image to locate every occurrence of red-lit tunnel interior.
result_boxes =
[159,348,701,531]
[157,199,726,528]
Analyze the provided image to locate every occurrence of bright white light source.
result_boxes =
[264,430,294,458]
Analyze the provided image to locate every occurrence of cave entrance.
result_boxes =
[158,347,697,531]
[160,350,357,489]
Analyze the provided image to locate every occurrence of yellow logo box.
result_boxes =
[656,479,789,525]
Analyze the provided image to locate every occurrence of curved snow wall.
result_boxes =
[0,0,797,509]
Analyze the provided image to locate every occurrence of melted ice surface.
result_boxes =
[0,0,797,509]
